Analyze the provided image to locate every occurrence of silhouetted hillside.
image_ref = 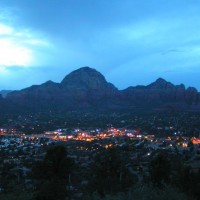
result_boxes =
[4,66,200,113]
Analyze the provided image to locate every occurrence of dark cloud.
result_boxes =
[0,0,200,90]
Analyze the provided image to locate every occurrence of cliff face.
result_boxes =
[6,67,200,112]
[61,67,117,93]
[60,67,118,105]
[7,67,119,111]
[122,78,199,103]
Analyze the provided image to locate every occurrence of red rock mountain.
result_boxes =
[5,66,200,112]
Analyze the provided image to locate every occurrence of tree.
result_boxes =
[149,153,171,186]
[175,166,200,200]
[34,178,67,200]
[32,145,74,200]
[86,184,190,200]
[88,147,135,196]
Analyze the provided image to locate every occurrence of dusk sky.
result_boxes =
[0,0,200,90]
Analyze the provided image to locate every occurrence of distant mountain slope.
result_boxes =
[5,66,200,113]
[0,90,12,98]
[122,78,199,104]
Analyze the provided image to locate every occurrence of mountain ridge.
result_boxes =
[4,67,200,113]
[4,67,199,93]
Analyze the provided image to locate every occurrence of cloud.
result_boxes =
[0,23,13,34]
[0,0,200,90]
[0,9,53,69]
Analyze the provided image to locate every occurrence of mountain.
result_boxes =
[61,67,117,92]
[5,67,200,113]
[60,67,118,102]
[121,78,199,110]
[0,90,13,98]
[6,67,119,111]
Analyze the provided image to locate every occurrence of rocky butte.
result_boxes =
[3,66,200,114]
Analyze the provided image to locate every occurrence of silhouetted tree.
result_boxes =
[88,147,135,197]
[32,145,74,200]
[149,153,171,186]
[175,166,200,200]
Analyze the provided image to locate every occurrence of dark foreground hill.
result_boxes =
[4,66,200,114]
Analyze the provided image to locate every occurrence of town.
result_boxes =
[0,112,200,199]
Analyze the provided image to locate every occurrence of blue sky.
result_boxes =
[0,0,200,90]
